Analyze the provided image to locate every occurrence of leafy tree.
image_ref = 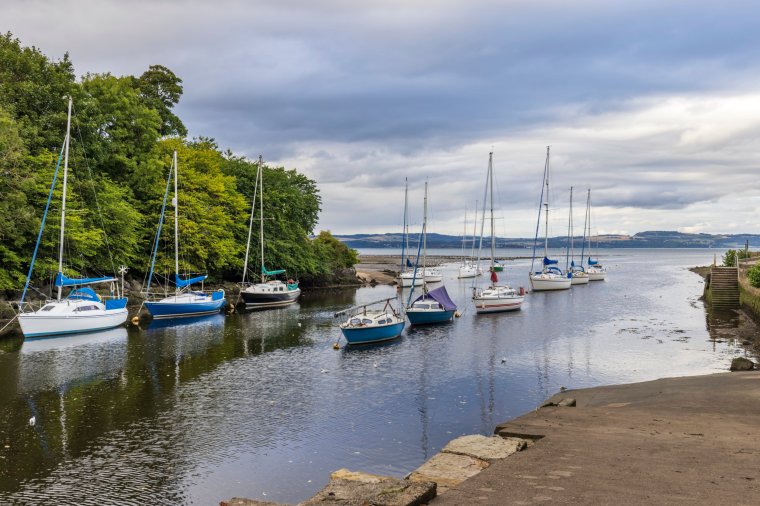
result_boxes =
[134,65,187,137]
[748,264,760,288]
[312,231,358,272]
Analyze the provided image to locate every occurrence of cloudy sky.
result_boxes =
[6,0,760,237]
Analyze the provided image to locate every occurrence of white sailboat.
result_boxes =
[585,188,607,281]
[239,156,301,308]
[458,202,482,278]
[398,179,423,288]
[566,186,589,285]
[143,151,227,318]
[529,146,572,291]
[472,152,524,313]
[16,97,129,338]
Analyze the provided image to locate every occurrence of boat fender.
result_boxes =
[130,316,140,325]
[519,286,525,296]
[454,311,461,318]
[332,343,340,350]
[288,279,294,284]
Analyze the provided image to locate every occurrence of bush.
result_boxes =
[748,264,760,288]
[723,249,755,267]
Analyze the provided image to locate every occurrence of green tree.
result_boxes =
[134,64,187,137]
[748,264,760,288]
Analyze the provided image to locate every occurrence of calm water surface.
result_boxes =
[0,249,752,504]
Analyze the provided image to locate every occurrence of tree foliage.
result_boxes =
[0,33,342,295]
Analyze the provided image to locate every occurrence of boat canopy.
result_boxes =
[68,287,100,302]
[175,273,207,288]
[406,258,415,268]
[55,272,115,287]
[413,286,457,311]
[262,265,286,276]
[543,257,558,266]
[588,258,599,265]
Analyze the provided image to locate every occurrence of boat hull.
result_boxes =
[145,292,226,319]
[18,308,128,338]
[472,296,524,313]
[570,274,590,285]
[398,276,423,287]
[529,275,572,291]
[341,321,405,344]
[588,271,606,281]
[240,288,300,308]
[407,309,455,325]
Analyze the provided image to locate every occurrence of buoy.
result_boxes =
[131,316,140,325]
[454,311,461,318]
[332,343,340,350]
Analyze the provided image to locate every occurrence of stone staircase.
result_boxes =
[709,267,739,309]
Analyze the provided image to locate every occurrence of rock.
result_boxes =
[302,469,435,505]
[557,398,577,407]
[408,452,489,493]
[220,499,284,506]
[540,400,556,408]
[730,357,755,371]
[442,434,526,460]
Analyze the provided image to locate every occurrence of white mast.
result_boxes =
[57,97,72,301]
[173,150,179,292]
[259,155,265,283]
[489,152,495,283]
[422,180,428,291]
[568,186,574,270]
[242,159,261,284]
[543,146,550,259]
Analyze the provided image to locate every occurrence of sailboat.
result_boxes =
[143,151,227,318]
[336,297,405,345]
[529,147,572,291]
[239,156,301,308]
[406,182,457,325]
[585,188,607,281]
[398,179,423,288]
[472,152,524,313]
[16,97,129,338]
[566,186,589,285]
[458,202,482,278]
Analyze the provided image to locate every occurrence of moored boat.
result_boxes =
[336,298,405,345]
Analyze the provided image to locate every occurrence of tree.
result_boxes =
[134,65,187,137]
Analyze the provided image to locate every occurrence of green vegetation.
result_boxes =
[747,264,760,289]
[0,32,355,295]
[722,249,754,267]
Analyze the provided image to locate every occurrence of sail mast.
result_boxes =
[57,97,72,302]
[544,147,550,259]
[422,181,428,291]
[567,186,573,271]
[488,153,495,280]
[259,155,265,284]
[242,159,261,284]
[173,150,180,292]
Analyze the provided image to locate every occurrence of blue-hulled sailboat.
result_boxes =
[336,298,405,345]
[16,97,128,338]
[143,151,226,319]
[406,182,457,325]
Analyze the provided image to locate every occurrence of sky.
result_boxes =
[5,0,760,237]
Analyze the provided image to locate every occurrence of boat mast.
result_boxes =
[470,200,478,262]
[422,180,428,291]
[544,147,550,260]
[461,206,467,266]
[489,152,495,281]
[259,155,265,284]
[242,158,261,284]
[173,150,180,292]
[401,178,408,274]
[56,96,72,302]
[567,186,573,271]
[581,187,589,267]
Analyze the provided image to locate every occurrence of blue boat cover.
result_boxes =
[406,258,415,268]
[543,257,558,265]
[262,265,286,276]
[413,286,457,311]
[55,272,115,287]
[68,287,100,302]
[175,273,207,288]
[588,258,599,265]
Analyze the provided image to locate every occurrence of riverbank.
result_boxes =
[434,371,760,505]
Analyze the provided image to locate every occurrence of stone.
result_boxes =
[442,434,526,460]
[302,469,436,506]
[557,398,577,407]
[220,499,284,506]
[540,400,556,408]
[408,452,489,493]
[730,357,755,371]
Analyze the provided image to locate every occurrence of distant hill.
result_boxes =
[333,231,760,249]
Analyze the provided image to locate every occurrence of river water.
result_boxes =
[0,249,753,504]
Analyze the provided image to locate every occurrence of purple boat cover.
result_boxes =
[413,285,457,311]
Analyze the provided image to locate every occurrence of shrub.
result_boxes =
[747,264,760,288]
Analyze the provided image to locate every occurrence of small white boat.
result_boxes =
[398,271,424,287]
[587,262,607,281]
[585,188,607,281]
[458,263,482,278]
[471,152,524,314]
[422,267,443,283]
[570,270,590,285]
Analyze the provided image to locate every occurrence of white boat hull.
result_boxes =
[588,272,606,281]
[473,295,524,313]
[570,273,590,285]
[18,308,128,338]
[398,274,423,287]
[458,265,481,278]
[529,274,572,291]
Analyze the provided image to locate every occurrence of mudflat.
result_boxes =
[433,371,760,505]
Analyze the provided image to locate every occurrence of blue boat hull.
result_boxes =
[341,321,405,345]
[144,295,226,319]
[407,309,455,325]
